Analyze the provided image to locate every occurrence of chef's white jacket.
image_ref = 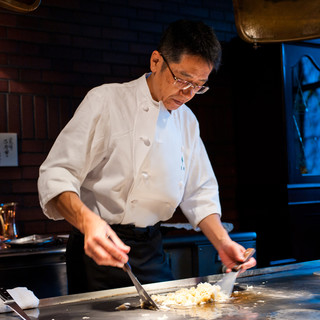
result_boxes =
[38,74,221,228]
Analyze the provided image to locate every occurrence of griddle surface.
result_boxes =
[1,260,320,319]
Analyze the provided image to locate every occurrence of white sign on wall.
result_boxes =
[0,133,18,167]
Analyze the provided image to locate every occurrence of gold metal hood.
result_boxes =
[233,0,320,43]
[0,0,40,13]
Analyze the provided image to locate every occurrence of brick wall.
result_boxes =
[0,0,238,236]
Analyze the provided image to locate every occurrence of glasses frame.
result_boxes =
[160,53,209,94]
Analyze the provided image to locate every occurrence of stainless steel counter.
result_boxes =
[1,260,320,320]
[0,239,68,298]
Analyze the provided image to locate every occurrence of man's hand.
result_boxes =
[52,191,130,268]
[199,213,256,273]
[83,212,130,268]
[217,239,256,273]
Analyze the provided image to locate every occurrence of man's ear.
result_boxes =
[150,50,162,73]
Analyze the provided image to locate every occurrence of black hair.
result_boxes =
[157,19,222,71]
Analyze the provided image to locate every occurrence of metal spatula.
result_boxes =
[218,248,256,297]
[0,288,31,320]
[123,263,158,310]
[108,236,158,309]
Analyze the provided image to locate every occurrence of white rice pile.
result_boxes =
[151,282,228,307]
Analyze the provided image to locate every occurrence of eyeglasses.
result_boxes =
[160,54,209,94]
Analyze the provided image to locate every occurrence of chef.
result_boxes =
[38,19,256,294]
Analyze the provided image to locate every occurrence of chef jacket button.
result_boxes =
[179,181,184,189]
[140,136,151,146]
[143,106,149,112]
[142,172,149,179]
[131,199,137,204]
[181,146,184,152]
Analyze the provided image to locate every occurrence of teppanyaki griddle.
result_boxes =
[1,260,320,320]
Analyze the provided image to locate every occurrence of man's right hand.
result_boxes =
[83,212,130,268]
[52,191,130,268]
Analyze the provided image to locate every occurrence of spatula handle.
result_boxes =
[233,248,256,271]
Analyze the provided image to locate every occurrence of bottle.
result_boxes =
[1,202,18,239]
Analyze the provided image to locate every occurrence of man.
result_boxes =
[38,19,256,294]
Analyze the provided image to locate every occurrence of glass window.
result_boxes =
[292,55,320,176]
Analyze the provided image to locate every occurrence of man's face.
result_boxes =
[148,51,213,111]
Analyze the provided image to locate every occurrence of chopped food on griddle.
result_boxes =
[151,282,228,307]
